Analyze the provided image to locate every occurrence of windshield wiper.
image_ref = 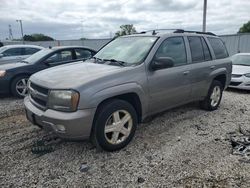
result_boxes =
[102,59,126,66]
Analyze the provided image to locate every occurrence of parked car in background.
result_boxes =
[0,45,44,64]
[229,53,250,90]
[0,46,96,97]
[24,29,232,151]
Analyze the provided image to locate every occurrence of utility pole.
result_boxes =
[8,25,13,40]
[16,19,24,44]
[202,0,207,32]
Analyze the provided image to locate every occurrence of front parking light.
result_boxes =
[0,70,6,77]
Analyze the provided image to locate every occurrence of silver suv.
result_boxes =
[24,29,232,151]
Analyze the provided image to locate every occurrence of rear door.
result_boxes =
[147,36,192,113]
[187,36,213,99]
[23,47,41,59]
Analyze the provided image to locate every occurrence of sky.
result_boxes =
[0,0,250,40]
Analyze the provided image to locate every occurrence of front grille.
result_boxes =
[230,81,242,86]
[231,74,242,78]
[29,82,49,110]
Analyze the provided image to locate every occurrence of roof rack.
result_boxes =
[173,29,216,36]
[138,29,216,36]
[139,29,183,35]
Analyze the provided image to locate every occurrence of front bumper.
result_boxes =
[229,76,250,90]
[0,77,10,95]
[24,97,96,140]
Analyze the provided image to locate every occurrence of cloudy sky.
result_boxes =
[0,0,249,40]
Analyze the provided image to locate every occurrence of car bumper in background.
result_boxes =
[229,75,250,90]
[24,97,96,140]
[0,77,10,94]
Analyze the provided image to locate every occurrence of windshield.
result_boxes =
[0,46,8,53]
[95,36,158,65]
[231,54,250,66]
[24,48,53,63]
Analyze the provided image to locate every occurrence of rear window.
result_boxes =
[208,38,228,59]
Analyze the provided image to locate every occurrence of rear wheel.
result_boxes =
[11,75,29,98]
[92,99,137,151]
[200,80,223,111]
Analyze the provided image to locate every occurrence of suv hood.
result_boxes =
[30,62,126,89]
[232,65,250,75]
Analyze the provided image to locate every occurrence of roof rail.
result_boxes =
[138,29,183,35]
[173,29,216,36]
[138,29,216,36]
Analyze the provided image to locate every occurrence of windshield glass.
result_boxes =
[95,36,158,65]
[231,54,250,66]
[24,48,52,63]
[0,46,8,53]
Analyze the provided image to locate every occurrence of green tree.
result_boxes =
[115,24,137,37]
[23,33,54,41]
[238,21,250,33]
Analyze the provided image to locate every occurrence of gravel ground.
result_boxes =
[0,90,250,187]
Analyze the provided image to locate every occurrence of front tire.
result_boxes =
[11,75,29,98]
[92,99,138,152]
[200,80,223,111]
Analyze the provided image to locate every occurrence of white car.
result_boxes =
[0,45,44,64]
[229,53,250,90]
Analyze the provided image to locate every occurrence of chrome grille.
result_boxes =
[231,74,242,78]
[29,82,49,110]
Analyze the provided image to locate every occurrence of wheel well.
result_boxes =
[9,73,31,91]
[214,74,226,89]
[96,93,142,123]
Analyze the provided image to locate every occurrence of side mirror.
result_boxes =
[151,57,174,70]
[0,54,3,58]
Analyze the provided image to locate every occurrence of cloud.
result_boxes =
[0,0,249,40]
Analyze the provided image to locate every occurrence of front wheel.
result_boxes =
[11,75,29,98]
[200,80,223,111]
[92,99,137,152]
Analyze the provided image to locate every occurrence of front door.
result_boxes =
[147,36,192,114]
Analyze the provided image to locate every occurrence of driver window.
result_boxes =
[155,37,187,66]
[45,50,73,64]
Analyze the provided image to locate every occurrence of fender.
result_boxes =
[86,82,148,117]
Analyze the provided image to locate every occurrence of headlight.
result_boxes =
[0,70,6,77]
[244,73,250,78]
[48,90,80,112]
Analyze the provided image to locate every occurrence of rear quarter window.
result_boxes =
[208,38,228,59]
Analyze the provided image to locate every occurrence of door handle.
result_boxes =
[183,71,190,75]
[210,65,215,69]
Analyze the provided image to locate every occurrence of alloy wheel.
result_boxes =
[104,110,133,145]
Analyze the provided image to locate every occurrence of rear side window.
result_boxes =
[201,37,212,61]
[188,36,204,63]
[208,38,228,59]
[2,48,22,56]
[24,48,40,55]
[155,37,187,66]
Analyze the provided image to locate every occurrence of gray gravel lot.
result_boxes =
[0,90,250,187]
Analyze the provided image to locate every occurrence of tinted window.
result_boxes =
[155,37,186,66]
[201,37,212,61]
[2,48,22,56]
[75,49,92,59]
[24,48,40,55]
[45,50,73,64]
[188,36,204,63]
[208,38,228,59]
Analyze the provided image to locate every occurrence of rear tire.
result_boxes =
[200,80,223,111]
[92,99,137,152]
[11,75,29,98]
